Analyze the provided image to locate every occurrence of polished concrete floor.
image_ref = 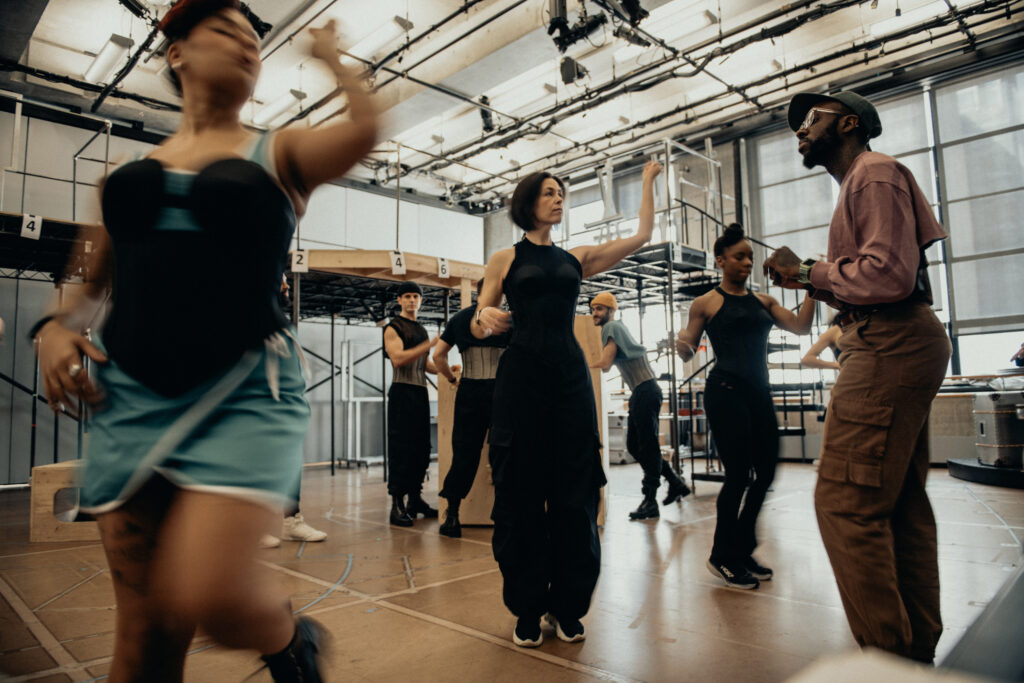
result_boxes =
[1,461,1021,682]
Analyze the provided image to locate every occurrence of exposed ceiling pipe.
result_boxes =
[942,0,979,49]
[371,0,528,91]
[372,0,495,74]
[406,0,1014,185]
[260,0,341,61]
[259,0,327,51]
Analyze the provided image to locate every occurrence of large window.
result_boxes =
[935,65,1024,336]
[747,62,1024,373]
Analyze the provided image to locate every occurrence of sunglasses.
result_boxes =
[800,107,850,131]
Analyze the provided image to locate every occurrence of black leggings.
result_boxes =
[704,373,778,564]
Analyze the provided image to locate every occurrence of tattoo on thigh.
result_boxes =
[103,518,158,596]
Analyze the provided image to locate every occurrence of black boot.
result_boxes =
[261,616,329,683]
[406,492,438,518]
[629,495,659,520]
[439,498,462,538]
[389,495,413,527]
[662,469,691,505]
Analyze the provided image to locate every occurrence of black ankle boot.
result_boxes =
[662,473,691,505]
[629,495,659,520]
[406,492,438,518]
[439,499,462,538]
[262,616,329,682]
[389,496,413,527]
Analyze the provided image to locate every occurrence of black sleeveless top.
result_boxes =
[705,287,774,388]
[101,145,295,397]
[504,239,583,362]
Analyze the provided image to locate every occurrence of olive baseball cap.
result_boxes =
[787,91,883,140]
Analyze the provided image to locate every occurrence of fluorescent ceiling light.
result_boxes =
[253,89,307,126]
[83,34,133,84]
[343,16,415,65]
[869,1,947,36]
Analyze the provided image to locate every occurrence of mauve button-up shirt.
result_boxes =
[808,151,947,307]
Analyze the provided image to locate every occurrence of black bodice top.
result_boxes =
[101,147,295,397]
[503,239,583,362]
[705,287,774,388]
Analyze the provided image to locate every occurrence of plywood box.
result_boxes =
[30,461,100,543]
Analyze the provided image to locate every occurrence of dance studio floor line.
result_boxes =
[1,462,1021,682]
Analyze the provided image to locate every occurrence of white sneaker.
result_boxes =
[259,534,281,549]
[282,514,327,542]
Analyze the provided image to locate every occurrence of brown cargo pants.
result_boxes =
[815,302,951,662]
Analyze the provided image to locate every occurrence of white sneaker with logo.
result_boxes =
[282,514,327,542]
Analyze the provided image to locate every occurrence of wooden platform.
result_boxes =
[307,249,484,305]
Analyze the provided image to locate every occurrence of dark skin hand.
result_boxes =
[763,246,804,289]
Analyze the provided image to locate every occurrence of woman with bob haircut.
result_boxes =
[676,224,815,590]
[30,0,377,679]
[473,160,663,647]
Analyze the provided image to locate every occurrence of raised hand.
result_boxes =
[763,246,804,289]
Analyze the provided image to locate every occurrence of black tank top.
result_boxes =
[705,287,774,388]
[101,148,294,397]
[503,239,583,361]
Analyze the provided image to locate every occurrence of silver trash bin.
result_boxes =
[973,392,1024,469]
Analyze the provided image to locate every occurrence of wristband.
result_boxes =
[798,258,817,285]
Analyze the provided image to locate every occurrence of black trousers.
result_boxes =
[627,380,664,496]
[440,379,494,501]
[704,373,778,564]
[491,486,600,621]
[387,382,431,497]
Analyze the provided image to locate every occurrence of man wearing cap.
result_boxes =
[384,282,440,527]
[764,91,951,662]
[590,292,690,520]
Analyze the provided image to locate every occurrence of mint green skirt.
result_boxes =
[79,330,310,514]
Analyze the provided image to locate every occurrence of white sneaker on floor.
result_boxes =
[259,534,281,549]
[282,514,327,542]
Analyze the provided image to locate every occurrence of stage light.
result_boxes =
[548,7,607,53]
[613,24,650,48]
[560,57,589,84]
[620,0,649,26]
[479,95,494,133]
